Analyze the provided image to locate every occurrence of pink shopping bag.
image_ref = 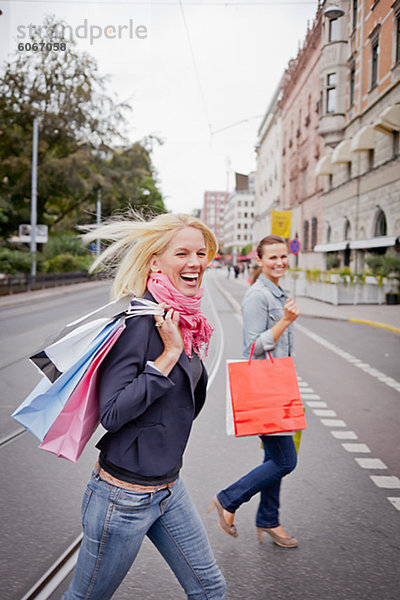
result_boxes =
[39,322,125,462]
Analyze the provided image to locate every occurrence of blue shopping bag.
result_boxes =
[12,318,123,440]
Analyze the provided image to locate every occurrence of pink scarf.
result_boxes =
[147,272,214,359]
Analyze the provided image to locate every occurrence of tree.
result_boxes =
[0,15,165,240]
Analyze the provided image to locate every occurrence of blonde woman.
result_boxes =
[63,213,226,600]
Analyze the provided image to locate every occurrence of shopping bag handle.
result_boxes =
[248,341,273,365]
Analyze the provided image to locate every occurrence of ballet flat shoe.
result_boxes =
[257,527,298,548]
[208,496,238,538]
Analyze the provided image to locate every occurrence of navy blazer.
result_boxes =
[96,291,208,480]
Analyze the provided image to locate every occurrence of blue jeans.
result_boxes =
[63,473,226,600]
[217,435,297,528]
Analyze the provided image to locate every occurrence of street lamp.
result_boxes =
[30,117,40,280]
[96,188,101,256]
[323,5,345,19]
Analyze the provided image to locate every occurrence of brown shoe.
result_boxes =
[257,527,298,548]
[208,496,238,538]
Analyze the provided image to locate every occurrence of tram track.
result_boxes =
[0,427,26,448]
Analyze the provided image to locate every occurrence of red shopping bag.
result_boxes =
[227,343,306,437]
[39,322,125,462]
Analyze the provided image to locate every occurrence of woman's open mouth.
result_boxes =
[180,273,199,285]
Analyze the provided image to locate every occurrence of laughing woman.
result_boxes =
[63,213,226,600]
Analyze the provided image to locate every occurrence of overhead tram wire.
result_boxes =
[210,114,265,136]
[9,2,320,6]
[178,0,213,137]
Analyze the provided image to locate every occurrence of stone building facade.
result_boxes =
[223,172,255,256]
[278,8,325,269]
[254,81,282,244]
[314,0,400,270]
[201,190,229,250]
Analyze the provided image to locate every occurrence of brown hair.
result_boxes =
[251,235,288,284]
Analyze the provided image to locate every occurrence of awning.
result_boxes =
[313,242,350,252]
[331,140,353,164]
[350,236,398,250]
[373,104,400,135]
[315,154,333,176]
[244,248,257,259]
[350,125,375,152]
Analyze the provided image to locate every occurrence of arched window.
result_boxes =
[326,224,332,243]
[374,209,387,237]
[303,220,309,250]
[311,217,318,248]
[344,218,351,240]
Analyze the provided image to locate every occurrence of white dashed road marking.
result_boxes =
[388,498,400,510]
[321,419,347,427]
[300,383,399,512]
[313,409,337,417]
[296,323,400,394]
[370,476,400,489]
[355,458,387,469]
[331,431,358,440]
[341,443,371,453]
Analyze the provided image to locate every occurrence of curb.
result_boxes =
[212,273,400,334]
[348,318,400,334]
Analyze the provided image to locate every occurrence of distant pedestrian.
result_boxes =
[233,264,240,278]
[209,234,300,547]
[227,263,232,278]
[63,212,226,600]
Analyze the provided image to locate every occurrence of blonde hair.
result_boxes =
[82,211,218,299]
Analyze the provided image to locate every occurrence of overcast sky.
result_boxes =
[1,0,319,214]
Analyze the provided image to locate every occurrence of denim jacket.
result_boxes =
[242,273,294,359]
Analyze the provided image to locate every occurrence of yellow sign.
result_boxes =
[271,210,292,238]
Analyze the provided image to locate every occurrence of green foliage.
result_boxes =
[365,252,400,278]
[305,268,322,282]
[44,253,93,273]
[0,15,165,241]
[240,244,253,256]
[43,233,90,259]
[365,252,400,288]
[326,254,340,270]
[0,247,32,274]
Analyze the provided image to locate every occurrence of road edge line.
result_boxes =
[348,318,400,334]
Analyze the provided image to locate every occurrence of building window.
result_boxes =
[393,131,400,158]
[327,73,336,113]
[396,13,400,63]
[303,220,309,251]
[349,63,355,106]
[344,218,351,240]
[352,0,358,31]
[375,210,387,237]
[311,217,318,249]
[327,224,332,243]
[329,18,338,42]
[371,39,379,88]
[302,168,307,198]
[368,149,374,170]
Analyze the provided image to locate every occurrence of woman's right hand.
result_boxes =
[283,297,300,324]
[154,308,184,355]
[153,306,184,376]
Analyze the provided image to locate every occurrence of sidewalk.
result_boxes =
[231,273,400,333]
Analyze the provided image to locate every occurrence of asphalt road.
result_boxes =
[1,272,399,600]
